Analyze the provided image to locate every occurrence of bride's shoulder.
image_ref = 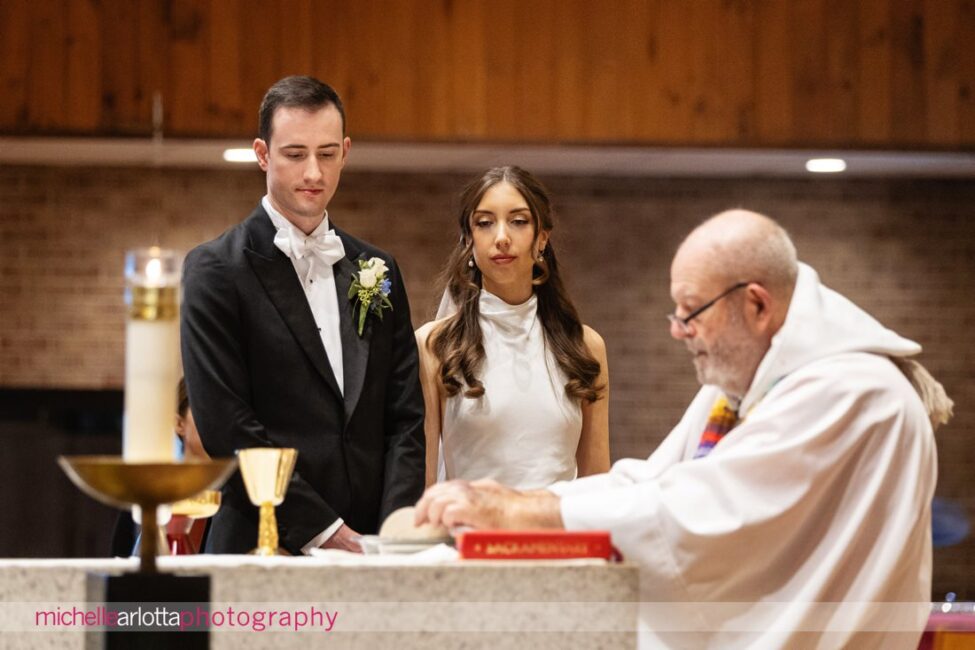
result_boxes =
[581,325,606,357]
[415,317,451,350]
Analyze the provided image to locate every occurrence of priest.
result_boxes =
[416,209,950,649]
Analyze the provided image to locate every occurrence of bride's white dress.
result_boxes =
[440,290,582,490]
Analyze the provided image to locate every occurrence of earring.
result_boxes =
[468,258,474,268]
[536,250,545,262]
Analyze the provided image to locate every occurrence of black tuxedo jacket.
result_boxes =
[180,205,425,554]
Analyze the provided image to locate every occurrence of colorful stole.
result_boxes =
[693,394,740,459]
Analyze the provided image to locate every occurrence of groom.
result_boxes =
[181,76,425,554]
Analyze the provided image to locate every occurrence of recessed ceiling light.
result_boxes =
[805,158,847,173]
[223,148,257,163]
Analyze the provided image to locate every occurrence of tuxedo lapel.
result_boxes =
[333,232,371,425]
[242,209,344,401]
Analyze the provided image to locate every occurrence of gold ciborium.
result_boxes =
[172,489,222,519]
[167,490,221,555]
[237,447,297,556]
[58,456,237,573]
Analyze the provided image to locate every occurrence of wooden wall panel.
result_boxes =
[490,0,527,140]
[550,1,584,139]
[137,0,168,131]
[1,0,972,148]
[413,0,452,138]
[714,0,755,142]
[448,0,489,138]
[857,0,893,144]
[959,0,975,143]
[99,0,142,133]
[753,1,794,144]
[208,0,245,131]
[64,0,101,132]
[238,0,282,134]
[889,0,928,144]
[378,0,420,135]
[589,1,620,139]
[166,0,209,135]
[0,0,31,128]
[636,1,671,141]
[277,0,313,77]
[924,0,961,145]
[26,0,68,130]
[824,0,860,143]
[687,0,720,142]
[615,0,650,140]
[651,0,694,141]
[791,0,830,144]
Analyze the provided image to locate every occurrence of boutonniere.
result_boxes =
[348,257,393,335]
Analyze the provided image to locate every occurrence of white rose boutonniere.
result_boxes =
[359,267,378,289]
[348,257,393,335]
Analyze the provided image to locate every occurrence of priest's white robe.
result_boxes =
[551,263,936,649]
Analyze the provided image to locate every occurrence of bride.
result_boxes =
[416,166,610,489]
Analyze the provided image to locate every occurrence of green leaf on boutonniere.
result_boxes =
[358,299,368,334]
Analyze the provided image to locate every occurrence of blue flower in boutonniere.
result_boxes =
[348,257,393,336]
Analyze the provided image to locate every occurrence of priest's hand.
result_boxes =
[320,523,363,553]
[414,479,564,530]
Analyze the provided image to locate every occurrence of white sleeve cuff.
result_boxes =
[300,518,344,555]
[548,466,632,497]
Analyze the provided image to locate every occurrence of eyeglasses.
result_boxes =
[667,281,751,334]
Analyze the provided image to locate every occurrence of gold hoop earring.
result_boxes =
[532,254,550,286]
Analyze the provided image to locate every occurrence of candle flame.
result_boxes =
[146,257,163,282]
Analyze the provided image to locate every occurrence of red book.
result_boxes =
[456,530,615,560]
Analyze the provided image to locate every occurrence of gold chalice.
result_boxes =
[58,456,237,573]
[237,447,297,556]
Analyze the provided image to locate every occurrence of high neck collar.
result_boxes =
[478,289,538,335]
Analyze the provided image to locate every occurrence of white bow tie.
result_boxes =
[274,227,346,269]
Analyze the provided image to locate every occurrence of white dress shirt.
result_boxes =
[263,196,344,394]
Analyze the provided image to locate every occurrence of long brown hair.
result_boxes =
[430,166,604,403]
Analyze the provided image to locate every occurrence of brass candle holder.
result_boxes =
[237,448,297,556]
[58,455,237,573]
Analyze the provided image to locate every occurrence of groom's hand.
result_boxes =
[320,523,363,553]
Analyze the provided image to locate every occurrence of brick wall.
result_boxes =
[1,165,972,596]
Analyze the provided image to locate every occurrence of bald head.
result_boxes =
[669,211,798,397]
[673,209,798,302]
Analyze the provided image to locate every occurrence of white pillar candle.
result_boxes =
[123,248,180,462]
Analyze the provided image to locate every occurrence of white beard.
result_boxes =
[691,308,765,399]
